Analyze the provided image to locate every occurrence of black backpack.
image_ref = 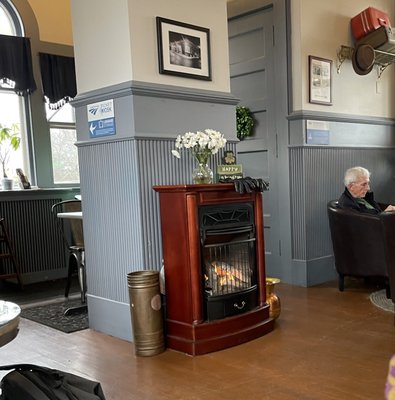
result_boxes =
[0,364,106,400]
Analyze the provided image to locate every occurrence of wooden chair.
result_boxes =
[0,218,23,288]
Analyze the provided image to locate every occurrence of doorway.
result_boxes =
[228,4,289,278]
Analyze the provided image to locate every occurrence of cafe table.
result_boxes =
[0,300,21,347]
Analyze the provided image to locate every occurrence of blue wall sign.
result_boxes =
[87,99,116,138]
[306,120,330,145]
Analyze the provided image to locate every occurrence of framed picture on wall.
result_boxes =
[309,56,332,105]
[156,17,211,81]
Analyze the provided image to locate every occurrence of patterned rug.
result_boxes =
[369,289,395,313]
[21,298,88,333]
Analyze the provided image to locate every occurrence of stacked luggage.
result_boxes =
[350,7,395,75]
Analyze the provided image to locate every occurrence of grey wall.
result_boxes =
[288,111,395,286]
[72,81,238,340]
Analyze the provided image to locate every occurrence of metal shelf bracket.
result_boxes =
[337,44,395,78]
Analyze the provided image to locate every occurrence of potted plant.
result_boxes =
[0,123,21,190]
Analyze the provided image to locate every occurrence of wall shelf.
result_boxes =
[337,44,395,78]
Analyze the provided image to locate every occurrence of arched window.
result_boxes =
[0,0,79,186]
[0,0,30,185]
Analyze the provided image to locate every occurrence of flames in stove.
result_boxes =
[199,203,258,320]
[204,259,252,296]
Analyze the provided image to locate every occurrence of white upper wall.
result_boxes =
[70,0,133,94]
[70,0,230,95]
[129,0,230,92]
[292,0,395,118]
[25,0,395,118]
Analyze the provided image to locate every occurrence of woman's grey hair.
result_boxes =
[344,166,370,186]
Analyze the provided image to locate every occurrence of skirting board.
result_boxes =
[290,256,337,287]
[87,294,132,342]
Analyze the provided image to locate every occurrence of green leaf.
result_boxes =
[236,106,254,140]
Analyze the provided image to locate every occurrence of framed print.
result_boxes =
[309,56,332,105]
[156,17,211,81]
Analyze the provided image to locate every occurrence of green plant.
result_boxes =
[0,123,21,178]
[236,106,254,140]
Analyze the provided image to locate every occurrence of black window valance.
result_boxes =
[39,52,77,110]
[0,34,37,96]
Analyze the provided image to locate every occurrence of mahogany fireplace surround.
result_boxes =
[153,184,274,355]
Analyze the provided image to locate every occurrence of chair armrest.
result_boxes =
[379,202,390,211]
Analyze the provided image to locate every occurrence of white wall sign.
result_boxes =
[87,99,116,138]
[306,120,330,145]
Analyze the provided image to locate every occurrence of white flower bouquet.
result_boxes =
[171,129,227,163]
[171,129,227,184]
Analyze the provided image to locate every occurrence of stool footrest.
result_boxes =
[0,219,23,289]
[0,253,12,259]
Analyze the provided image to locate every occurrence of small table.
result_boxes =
[0,301,21,347]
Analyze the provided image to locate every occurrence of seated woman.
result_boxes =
[338,166,395,214]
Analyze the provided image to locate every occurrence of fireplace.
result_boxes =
[153,184,274,355]
[199,203,258,321]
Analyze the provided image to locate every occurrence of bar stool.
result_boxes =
[51,200,86,313]
[0,218,23,288]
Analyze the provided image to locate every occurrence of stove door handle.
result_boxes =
[233,301,246,310]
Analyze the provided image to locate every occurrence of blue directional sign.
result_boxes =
[87,99,116,138]
[306,120,329,145]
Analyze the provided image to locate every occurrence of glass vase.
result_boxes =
[192,162,213,184]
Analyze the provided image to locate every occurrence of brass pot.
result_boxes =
[266,277,281,320]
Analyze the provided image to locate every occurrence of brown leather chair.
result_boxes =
[327,200,393,294]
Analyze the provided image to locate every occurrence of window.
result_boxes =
[0,1,27,184]
[46,103,79,184]
[0,0,79,187]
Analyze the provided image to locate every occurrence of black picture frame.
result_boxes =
[309,55,332,105]
[156,17,211,81]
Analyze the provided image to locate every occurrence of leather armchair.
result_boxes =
[380,213,395,308]
[327,200,393,295]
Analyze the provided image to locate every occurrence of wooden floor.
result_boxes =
[1,279,394,400]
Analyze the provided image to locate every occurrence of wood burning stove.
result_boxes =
[153,184,274,355]
[199,203,258,320]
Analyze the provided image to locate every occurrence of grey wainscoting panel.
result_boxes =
[78,137,237,303]
[78,137,237,340]
[137,138,238,275]
[78,139,144,304]
[290,146,395,264]
[289,146,306,261]
[73,80,240,339]
[289,111,395,147]
[0,198,65,283]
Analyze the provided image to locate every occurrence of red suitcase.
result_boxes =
[351,7,391,41]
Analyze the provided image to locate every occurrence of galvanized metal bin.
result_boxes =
[127,270,165,356]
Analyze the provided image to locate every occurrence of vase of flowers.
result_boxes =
[171,129,227,184]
